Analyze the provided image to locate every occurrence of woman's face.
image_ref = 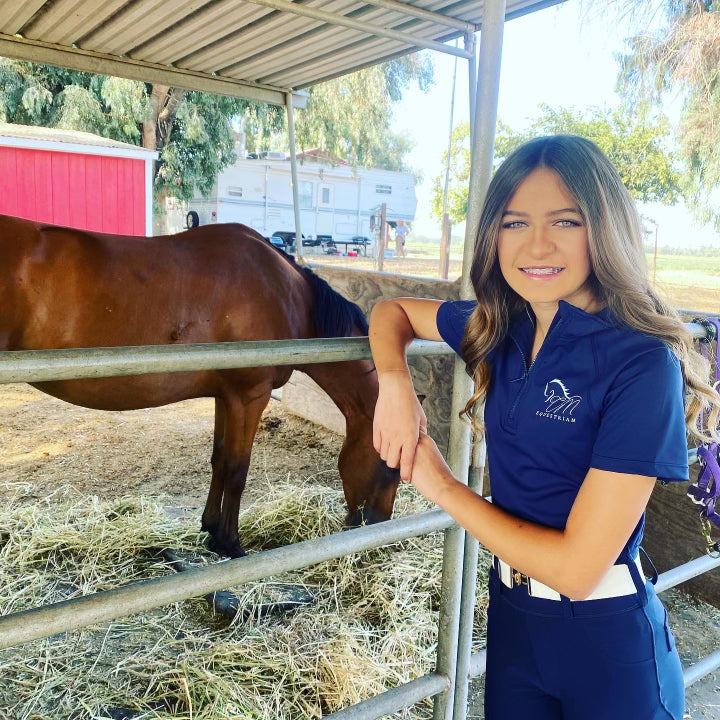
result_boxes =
[497,167,594,310]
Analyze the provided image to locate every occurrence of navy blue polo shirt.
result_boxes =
[437,299,689,558]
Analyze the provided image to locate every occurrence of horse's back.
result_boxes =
[1,216,311,350]
[0,215,311,408]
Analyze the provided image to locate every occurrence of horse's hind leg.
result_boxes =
[209,390,271,558]
[201,398,226,537]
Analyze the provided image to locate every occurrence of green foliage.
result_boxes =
[431,104,680,223]
[0,54,432,206]
[157,92,253,202]
[616,1,720,230]
[430,122,472,223]
[250,55,433,172]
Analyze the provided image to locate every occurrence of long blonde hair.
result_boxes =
[461,135,719,443]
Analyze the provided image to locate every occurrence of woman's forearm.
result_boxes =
[412,436,651,601]
[426,475,572,594]
[368,299,415,379]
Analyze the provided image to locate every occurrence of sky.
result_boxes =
[391,0,719,249]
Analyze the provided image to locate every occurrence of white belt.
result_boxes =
[494,555,644,601]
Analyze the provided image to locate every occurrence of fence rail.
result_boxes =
[0,337,450,385]
[0,319,718,718]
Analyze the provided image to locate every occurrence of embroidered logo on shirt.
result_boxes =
[536,378,581,423]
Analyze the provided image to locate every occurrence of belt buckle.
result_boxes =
[512,569,530,591]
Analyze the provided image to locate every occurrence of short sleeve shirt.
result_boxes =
[436,299,688,558]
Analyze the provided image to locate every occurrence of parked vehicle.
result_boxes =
[269,230,299,251]
[185,152,416,247]
[349,235,371,247]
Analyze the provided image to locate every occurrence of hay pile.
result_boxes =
[0,481,491,720]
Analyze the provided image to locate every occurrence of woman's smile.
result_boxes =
[498,167,594,314]
[519,265,565,278]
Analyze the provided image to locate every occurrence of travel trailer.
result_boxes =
[185,149,417,247]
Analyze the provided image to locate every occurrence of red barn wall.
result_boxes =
[0,146,146,235]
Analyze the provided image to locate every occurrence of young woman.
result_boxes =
[369,135,720,719]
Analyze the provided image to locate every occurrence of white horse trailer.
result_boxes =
[186,150,417,244]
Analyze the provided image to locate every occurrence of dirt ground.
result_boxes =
[1,383,719,719]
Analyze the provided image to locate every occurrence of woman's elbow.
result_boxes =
[557,569,606,601]
[369,298,400,326]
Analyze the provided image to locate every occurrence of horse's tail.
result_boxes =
[300,266,368,337]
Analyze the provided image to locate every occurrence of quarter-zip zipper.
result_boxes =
[506,318,563,429]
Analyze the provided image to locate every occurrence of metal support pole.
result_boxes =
[286,91,303,260]
[465,32,477,147]
[440,42,458,280]
[432,361,474,720]
[453,4,506,719]
[460,2,504,299]
[377,202,387,271]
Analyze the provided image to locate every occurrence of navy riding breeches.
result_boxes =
[484,567,684,719]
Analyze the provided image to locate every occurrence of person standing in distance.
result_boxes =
[369,135,720,719]
[395,219,409,258]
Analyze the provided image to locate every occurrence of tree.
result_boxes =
[431,104,680,224]
[0,53,432,206]
[0,58,281,205]
[614,1,720,228]
[429,122,473,223]
[239,54,433,172]
[292,55,432,172]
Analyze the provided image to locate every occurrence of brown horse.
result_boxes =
[0,214,399,557]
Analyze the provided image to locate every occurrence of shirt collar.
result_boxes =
[509,300,615,345]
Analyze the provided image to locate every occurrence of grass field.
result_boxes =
[310,243,720,314]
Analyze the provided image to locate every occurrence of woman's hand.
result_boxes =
[373,371,427,482]
[409,431,457,503]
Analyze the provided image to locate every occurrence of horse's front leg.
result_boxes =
[207,391,270,558]
[201,398,226,537]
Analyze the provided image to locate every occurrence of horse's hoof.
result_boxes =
[207,536,247,559]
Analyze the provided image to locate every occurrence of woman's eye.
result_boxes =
[502,221,526,229]
[555,219,581,227]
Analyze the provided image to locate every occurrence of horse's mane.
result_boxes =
[265,240,368,337]
[301,266,369,337]
[548,378,569,394]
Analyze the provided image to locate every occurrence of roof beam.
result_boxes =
[239,0,473,58]
[356,0,475,32]
[0,32,307,107]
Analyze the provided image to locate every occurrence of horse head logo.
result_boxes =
[544,378,582,416]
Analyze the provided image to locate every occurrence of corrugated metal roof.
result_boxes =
[0,0,565,106]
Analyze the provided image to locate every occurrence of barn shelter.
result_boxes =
[0,122,157,235]
[0,0,563,260]
[1,2,719,720]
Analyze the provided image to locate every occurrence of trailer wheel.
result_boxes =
[186,211,200,229]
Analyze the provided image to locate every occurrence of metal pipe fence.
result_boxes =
[0,324,717,718]
[0,337,450,385]
[0,332,467,716]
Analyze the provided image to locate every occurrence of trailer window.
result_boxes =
[299,181,313,209]
[318,184,333,207]
[375,184,392,194]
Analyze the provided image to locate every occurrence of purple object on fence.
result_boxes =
[690,317,720,529]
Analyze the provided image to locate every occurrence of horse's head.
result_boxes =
[336,397,400,528]
[344,460,400,527]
